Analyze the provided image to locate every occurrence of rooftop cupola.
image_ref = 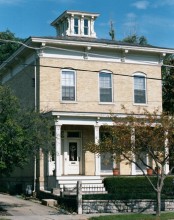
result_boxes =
[51,10,100,38]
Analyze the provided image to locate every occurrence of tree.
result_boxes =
[0,30,24,64]
[85,108,174,216]
[162,55,174,113]
[0,85,53,176]
[122,34,148,45]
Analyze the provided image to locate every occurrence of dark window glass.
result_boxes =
[99,72,112,102]
[74,18,79,34]
[67,132,80,138]
[84,18,89,35]
[134,75,146,104]
[62,70,75,101]
[69,142,77,161]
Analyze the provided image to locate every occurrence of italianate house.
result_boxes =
[1,10,174,194]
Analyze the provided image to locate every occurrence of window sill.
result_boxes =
[60,101,78,104]
[133,103,148,106]
[99,102,114,105]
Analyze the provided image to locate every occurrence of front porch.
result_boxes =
[47,175,107,195]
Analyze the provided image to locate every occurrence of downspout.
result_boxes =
[33,57,37,194]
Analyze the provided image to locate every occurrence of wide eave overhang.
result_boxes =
[0,36,174,71]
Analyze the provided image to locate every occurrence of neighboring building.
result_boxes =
[1,10,174,193]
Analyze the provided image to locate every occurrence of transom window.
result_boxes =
[99,71,112,102]
[84,18,89,35]
[61,70,76,101]
[74,18,79,34]
[134,73,146,104]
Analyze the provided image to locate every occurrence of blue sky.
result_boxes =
[0,0,174,48]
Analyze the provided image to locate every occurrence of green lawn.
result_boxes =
[88,212,174,220]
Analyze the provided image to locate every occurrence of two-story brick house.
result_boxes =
[1,10,174,193]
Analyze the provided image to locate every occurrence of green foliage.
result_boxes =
[103,177,174,199]
[122,34,148,45]
[84,177,174,200]
[162,55,174,114]
[89,212,174,220]
[0,29,24,64]
[0,85,53,176]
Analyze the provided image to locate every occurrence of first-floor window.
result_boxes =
[99,71,112,102]
[61,69,75,101]
[134,73,146,104]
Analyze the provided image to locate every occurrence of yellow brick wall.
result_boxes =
[5,64,35,109]
[39,58,162,114]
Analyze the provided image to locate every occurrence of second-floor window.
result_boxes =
[134,73,146,104]
[61,70,75,101]
[99,71,112,102]
[74,18,79,34]
[84,18,89,35]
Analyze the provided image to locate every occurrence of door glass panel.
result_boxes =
[69,142,77,161]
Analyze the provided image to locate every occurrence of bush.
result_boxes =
[83,176,174,200]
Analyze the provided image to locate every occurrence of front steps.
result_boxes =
[56,176,107,195]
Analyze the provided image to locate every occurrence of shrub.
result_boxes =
[83,176,174,200]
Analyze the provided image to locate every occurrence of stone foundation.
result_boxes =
[82,199,174,214]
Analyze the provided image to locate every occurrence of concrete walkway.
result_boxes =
[0,193,107,220]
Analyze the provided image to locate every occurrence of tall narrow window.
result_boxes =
[134,73,146,104]
[74,18,79,34]
[99,72,112,102]
[61,70,75,101]
[84,18,89,35]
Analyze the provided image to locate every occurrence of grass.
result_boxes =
[88,212,174,220]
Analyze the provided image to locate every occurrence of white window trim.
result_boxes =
[61,69,76,102]
[98,70,113,104]
[133,72,147,105]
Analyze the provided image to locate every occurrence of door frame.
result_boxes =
[63,131,82,175]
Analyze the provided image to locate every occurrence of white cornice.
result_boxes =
[31,37,174,54]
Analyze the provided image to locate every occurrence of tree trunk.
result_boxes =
[156,189,161,216]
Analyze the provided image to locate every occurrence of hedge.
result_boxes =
[83,176,174,200]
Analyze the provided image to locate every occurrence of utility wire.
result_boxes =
[0,61,164,81]
[0,38,174,83]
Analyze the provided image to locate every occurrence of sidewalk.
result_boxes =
[0,193,108,220]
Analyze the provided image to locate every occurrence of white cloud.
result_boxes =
[127,13,137,19]
[132,1,149,9]
[153,0,174,7]
[142,15,174,28]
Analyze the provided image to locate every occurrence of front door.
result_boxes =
[64,139,81,175]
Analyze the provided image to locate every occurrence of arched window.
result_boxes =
[133,72,146,104]
[61,69,76,101]
[99,71,113,102]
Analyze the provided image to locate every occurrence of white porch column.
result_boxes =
[55,121,62,177]
[164,131,169,174]
[94,125,100,175]
[131,128,136,175]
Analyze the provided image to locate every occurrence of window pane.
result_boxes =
[99,73,112,102]
[134,77,145,90]
[101,153,113,171]
[62,71,75,101]
[84,19,88,35]
[135,90,146,103]
[74,18,79,34]
[100,88,112,102]
[69,142,77,161]
[134,75,146,104]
